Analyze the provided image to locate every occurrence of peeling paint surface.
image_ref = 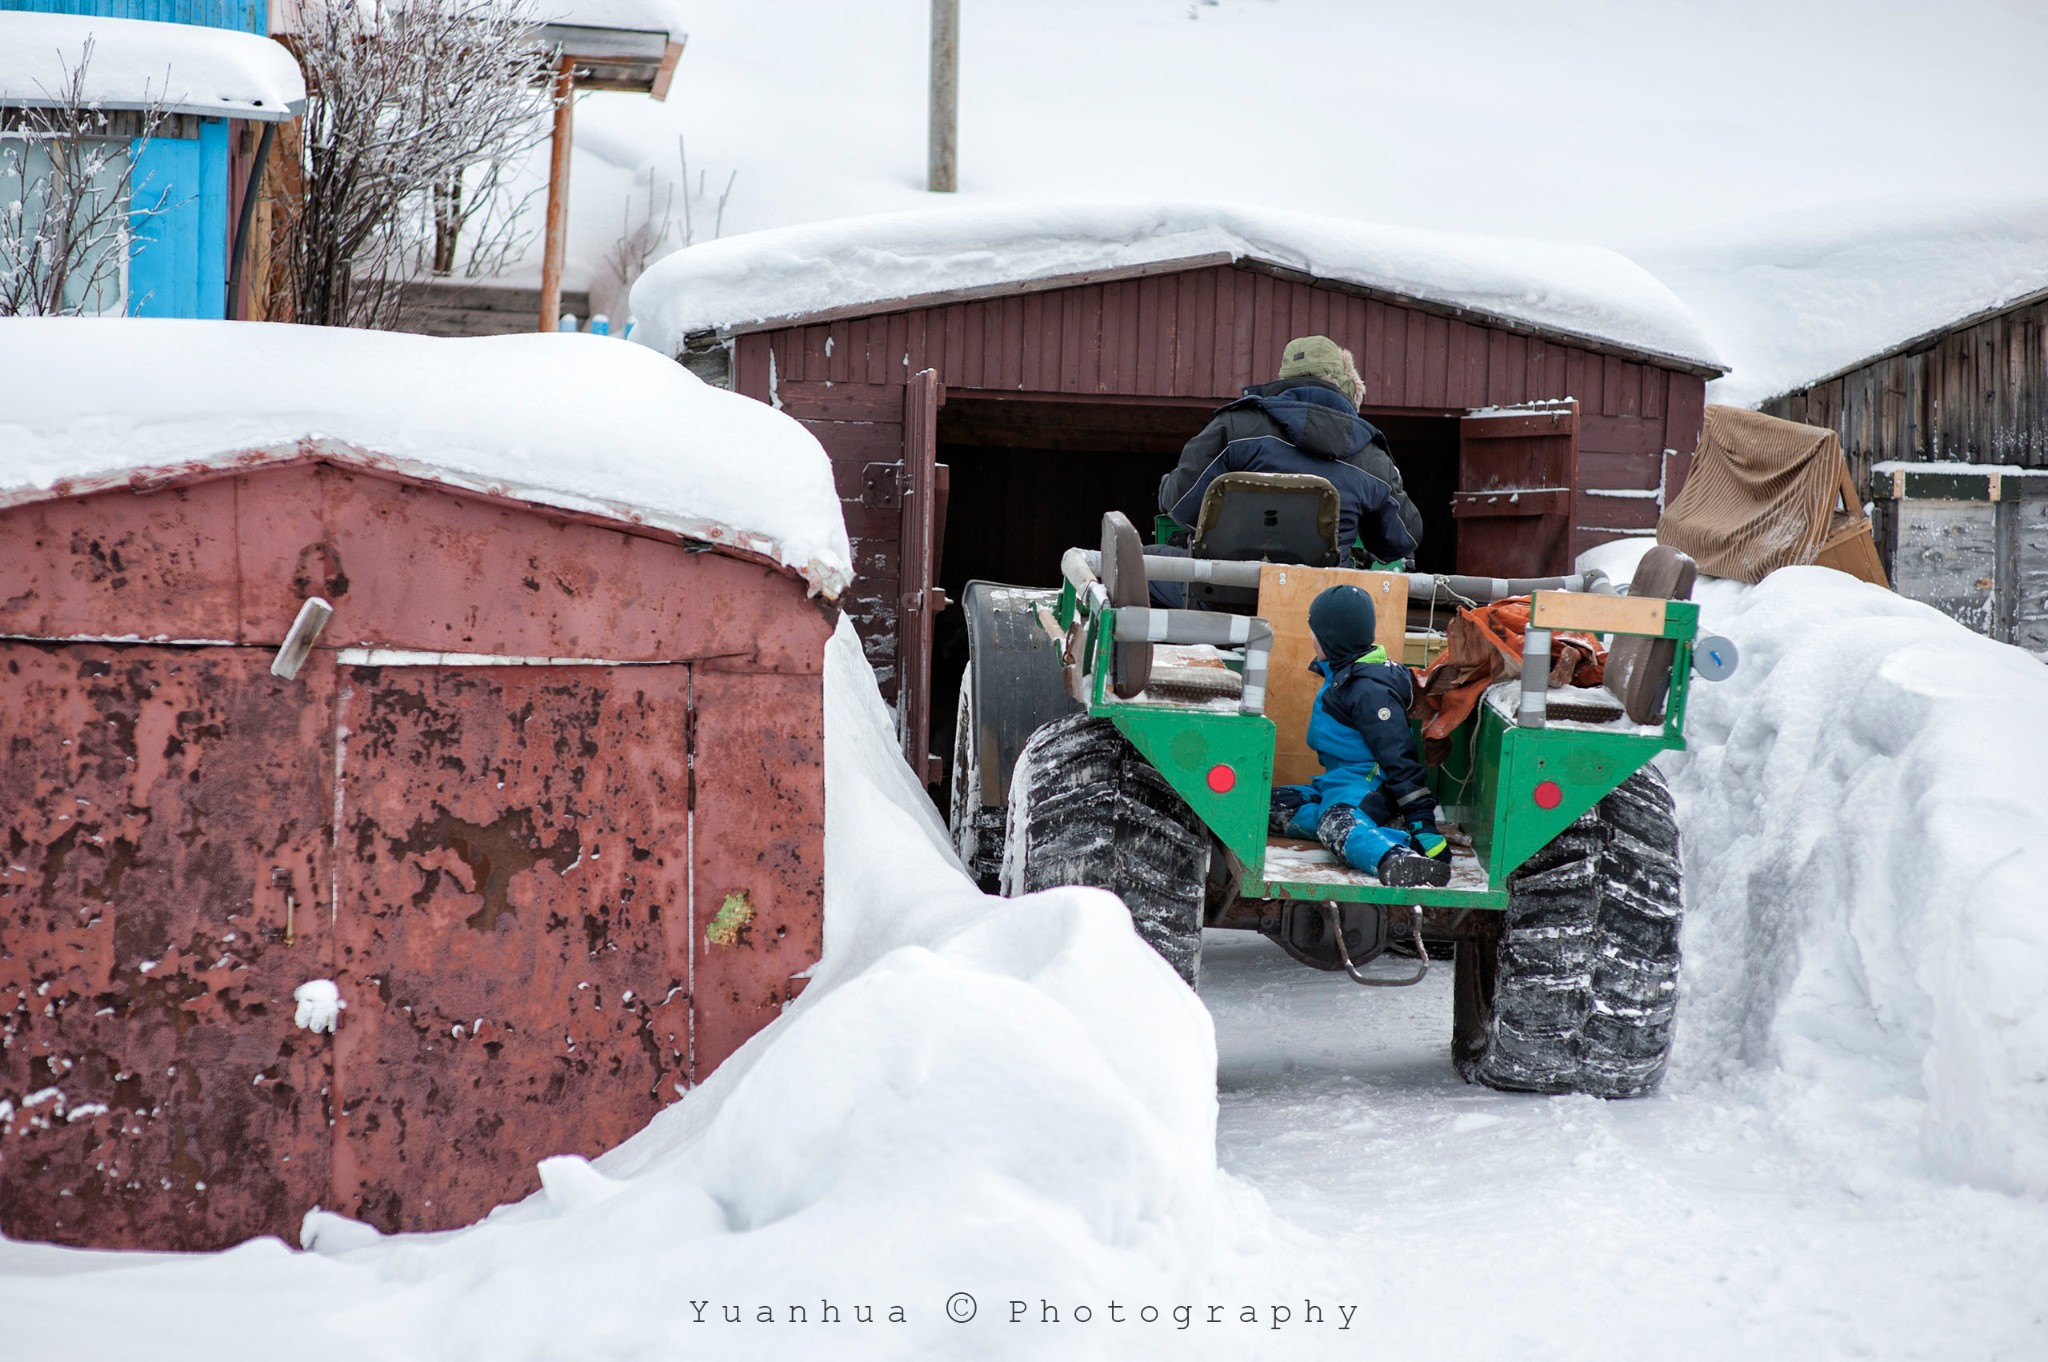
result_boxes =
[330,663,695,1234]
[0,644,335,1249]
[0,463,831,1251]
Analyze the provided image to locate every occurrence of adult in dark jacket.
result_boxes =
[1270,585,1451,888]
[1159,335,1425,565]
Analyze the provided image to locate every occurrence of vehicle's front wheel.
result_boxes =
[1001,713,1210,987]
[1453,766,1683,1098]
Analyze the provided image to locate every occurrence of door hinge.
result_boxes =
[862,462,904,509]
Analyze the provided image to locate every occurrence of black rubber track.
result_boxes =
[1002,713,1211,987]
[947,667,1007,891]
[1453,766,1684,1099]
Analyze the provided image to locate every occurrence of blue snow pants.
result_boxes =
[1271,677,1412,877]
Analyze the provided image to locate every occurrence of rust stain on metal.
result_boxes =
[1,461,829,1250]
[331,663,695,1234]
[0,643,335,1251]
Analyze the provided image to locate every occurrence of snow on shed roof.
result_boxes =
[1633,193,2048,407]
[0,13,305,122]
[630,200,1725,373]
[0,320,852,600]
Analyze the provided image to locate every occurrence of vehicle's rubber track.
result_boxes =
[1454,767,1683,1098]
[947,668,1006,891]
[1002,713,1210,987]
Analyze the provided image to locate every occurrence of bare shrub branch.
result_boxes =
[278,0,554,330]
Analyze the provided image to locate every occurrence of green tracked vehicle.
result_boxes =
[951,510,1733,1098]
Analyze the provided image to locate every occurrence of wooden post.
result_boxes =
[928,0,957,193]
[539,54,576,332]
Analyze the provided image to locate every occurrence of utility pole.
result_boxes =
[928,0,957,192]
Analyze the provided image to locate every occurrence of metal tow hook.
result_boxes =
[1324,902,1429,988]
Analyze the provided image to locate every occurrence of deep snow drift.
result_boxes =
[1665,567,2048,1197]
[0,319,852,598]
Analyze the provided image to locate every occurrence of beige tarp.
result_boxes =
[1657,406,1887,586]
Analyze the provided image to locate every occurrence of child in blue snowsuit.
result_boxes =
[1270,585,1452,888]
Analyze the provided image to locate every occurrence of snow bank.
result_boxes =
[1635,193,2048,407]
[1663,568,2048,1197]
[0,318,851,599]
[0,13,304,121]
[0,620,1279,1359]
[630,200,1721,371]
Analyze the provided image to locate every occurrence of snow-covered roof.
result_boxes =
[0,320,852,599]
[629,200,1725,373]
[1634,194,2048,407]
[0,14,305,122]
[536,0,686,37]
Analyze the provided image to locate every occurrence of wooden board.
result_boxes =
[1256,565,1409,788]
[1529,590,1668,636]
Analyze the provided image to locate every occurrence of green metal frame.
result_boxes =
[1057,580,1698,911]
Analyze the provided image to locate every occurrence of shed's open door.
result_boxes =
[898,368,943,785]
[1454,401,1579,577]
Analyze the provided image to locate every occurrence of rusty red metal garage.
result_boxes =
[0,435,833,1252]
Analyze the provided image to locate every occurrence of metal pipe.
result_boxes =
[1108,609,1273,714]
[538,54,576,332]
[1110,607,1258,647]
[1408,569,1613,605]
[226,120,276,321]
[1127,552,1266,587]
[1519,627,1552,728]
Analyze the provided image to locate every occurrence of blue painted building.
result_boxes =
[3,1,267,30]
[0,3,299,318]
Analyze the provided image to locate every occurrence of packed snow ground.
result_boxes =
[5,559,2046,1357]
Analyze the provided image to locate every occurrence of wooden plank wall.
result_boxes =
[731,263,1708,693]
[1765,295,2048,493]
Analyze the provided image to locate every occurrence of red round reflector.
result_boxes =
[1533,779,1564,810]
[1206,764,1237,794]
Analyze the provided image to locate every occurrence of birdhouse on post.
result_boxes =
[533,7,685,332]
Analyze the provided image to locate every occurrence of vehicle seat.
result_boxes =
[1189,472,1342,612]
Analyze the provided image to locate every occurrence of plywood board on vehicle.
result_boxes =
[1256,565,1408,788]
[1529,590,1668,636]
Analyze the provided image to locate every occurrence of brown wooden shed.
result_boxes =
[647,211,1723,781]
[0,328,843,1252]
[1761,284,2048,491]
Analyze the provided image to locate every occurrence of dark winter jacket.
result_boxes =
[1158,377,1424,565]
